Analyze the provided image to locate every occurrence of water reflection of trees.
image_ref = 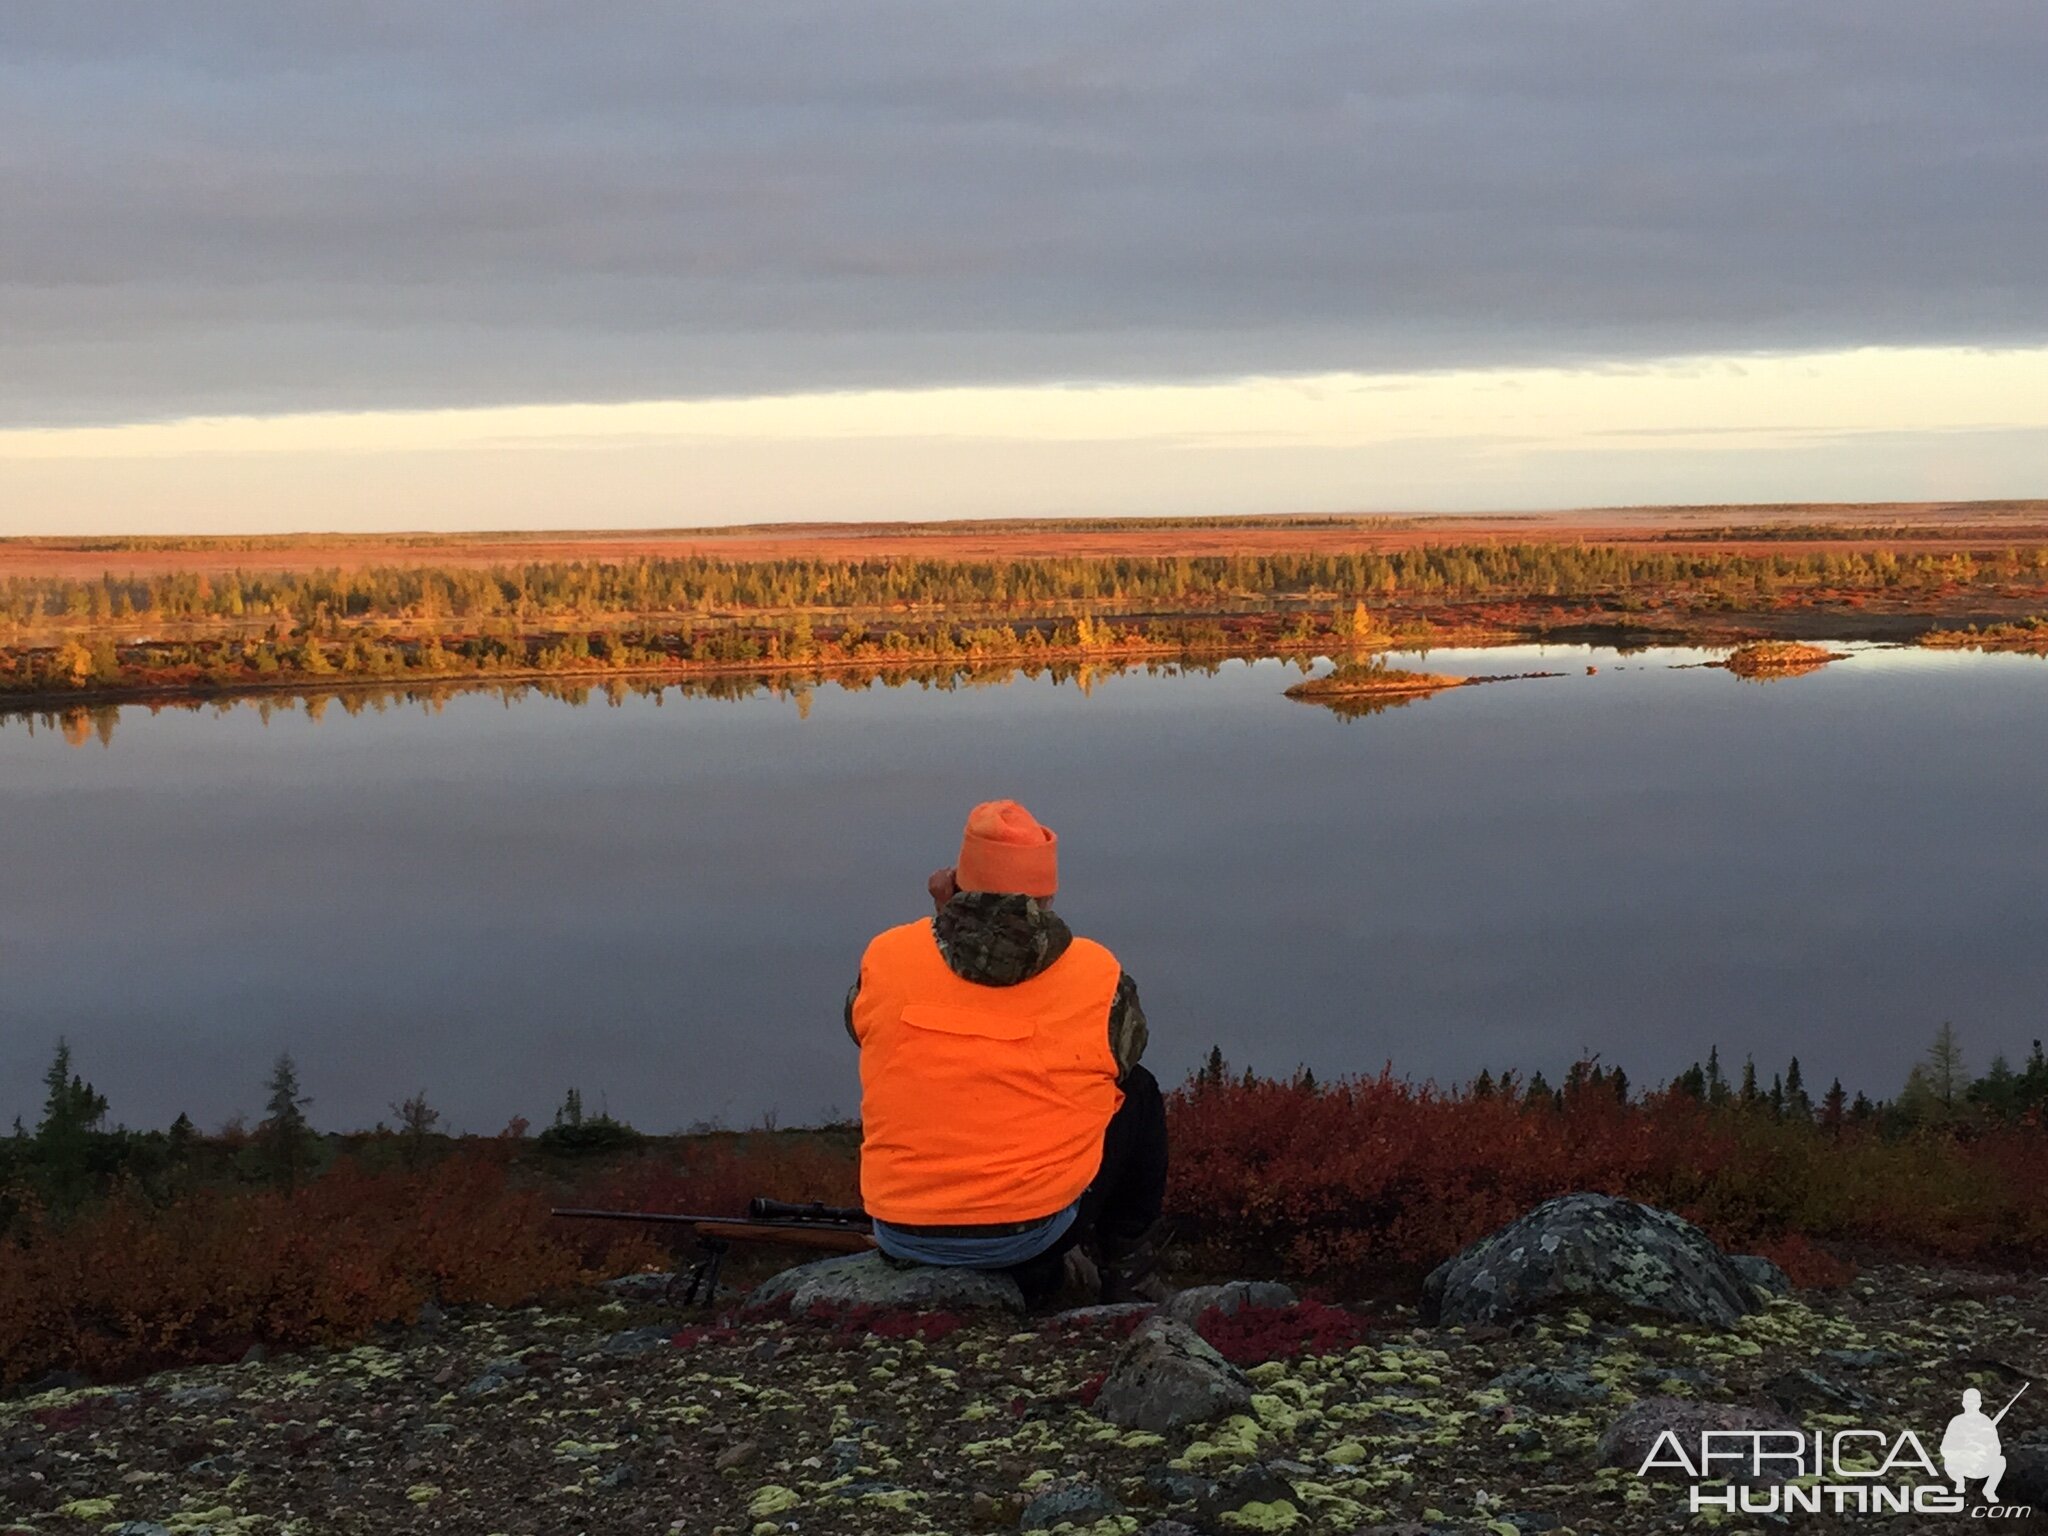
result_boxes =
[0,656,1243,746]
[1297,691,1435,722]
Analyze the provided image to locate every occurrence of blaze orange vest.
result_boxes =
[851,918,1125,1226]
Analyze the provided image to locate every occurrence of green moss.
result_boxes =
[1219,1499,1303,1530]
[747,1484,802,1518]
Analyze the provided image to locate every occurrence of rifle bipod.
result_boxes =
[670,1233,731,1307]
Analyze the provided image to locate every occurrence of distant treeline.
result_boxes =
[5,541,2043,630]
[0,513,1417,556]
[0,607,1383,701]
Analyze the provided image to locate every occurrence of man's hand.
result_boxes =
[928,866,960,911]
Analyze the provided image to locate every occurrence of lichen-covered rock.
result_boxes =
[1199,1461,1299,1522]
[1596,1396,1802,1483]
[1094,1316,1253,1431]
[598,1325,672,1356]
[1162,1280,1299,1325]
[1486,1364,1611,1406]
[1020,1477,1121,1529]
[1421,1193,1758,1328]
[745,1252,1024,1316]
[599,1271,676,1303]
[1727,1253,1793,1299]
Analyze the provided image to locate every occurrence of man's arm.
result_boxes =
[844,979,861,1045]
[1109,971,1148,1080]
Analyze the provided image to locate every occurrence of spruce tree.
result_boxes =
[1820,1079,1847,1132]
[258,1053,316,1189]
[34,1038,109,1216]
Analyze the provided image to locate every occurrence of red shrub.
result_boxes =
[1195,1300,1379,1366]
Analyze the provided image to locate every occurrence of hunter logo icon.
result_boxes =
[1942,1383,2026,1505]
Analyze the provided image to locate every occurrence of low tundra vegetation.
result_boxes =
[5,1032,2046,1386]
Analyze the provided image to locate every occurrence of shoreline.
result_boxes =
[6,604,2040,719]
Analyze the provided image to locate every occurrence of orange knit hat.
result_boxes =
[955,799,1058,898]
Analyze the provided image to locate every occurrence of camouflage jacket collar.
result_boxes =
[931,891,1072,987]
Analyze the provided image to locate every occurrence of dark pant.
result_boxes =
[1006,1064,1168,1304]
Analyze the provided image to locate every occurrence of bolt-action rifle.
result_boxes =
[552,1197,875,1304]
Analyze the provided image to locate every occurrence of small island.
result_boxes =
[1716,640,1847,678]
[1284,661,1467,701]
[1918,616,2048,653]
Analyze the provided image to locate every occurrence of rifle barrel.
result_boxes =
[1992,1382,2030,1424]
[552,1207,869,1230]
[549,1208,875,1252]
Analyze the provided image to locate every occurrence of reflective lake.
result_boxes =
[4,644,2045,1133]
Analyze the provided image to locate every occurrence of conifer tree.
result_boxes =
[1820,1079,1847,1132]
[258,1053,316,1189]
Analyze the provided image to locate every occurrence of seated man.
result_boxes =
[844,799,1169,1304]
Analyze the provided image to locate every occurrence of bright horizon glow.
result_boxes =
[4,345,2046,534]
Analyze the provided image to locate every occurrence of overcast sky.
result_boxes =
[3,3,2045,531]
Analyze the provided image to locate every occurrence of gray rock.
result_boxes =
[1501,1514,1562,1533]
[1821,1347,1906,1371]
[238,1343,268,1366]
[167,1384,233,1407]
[745,1252,1024,1316]
[1200,1462,1299,1520]
[481,1356,528,1379]
[596,1462,639,1491]
[713,1438,759,1472]
[600,1271,677,1303]
[108,1525,173,1536]
[1020,1478,1121,1530]
[1421,1193,1759,1329]
[1631,1363,1722,1393]
[458,1372,508,1398]
[1094,1317,1253,1431]
[1764,1366,1875,1415]
[825,1436,863,1477]
[1728,1254,1793,1299]
[415,1300,446,1330]
[599,1326,672,1356]
[1486,1364,1611,1407]
[1137,1522,1205,1536]
[1597,1396,1803,1484]
[1141,1466,1216,1505]
[1047,1301,1158,1327]
[1162,1280,1298,1325]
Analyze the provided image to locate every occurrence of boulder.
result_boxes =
[1020,1478,1121,1530]
[1421,1193,1758,1329]
[1094,1316,1253,1431]
[1199,1462,1300,1523]
[1161,1280,1299,1325]
[1597,1396,1803,1484]
[745,1252,1024,1316]
[1727,1254,1793,1300]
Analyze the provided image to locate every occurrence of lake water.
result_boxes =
[4,644,2045,1134]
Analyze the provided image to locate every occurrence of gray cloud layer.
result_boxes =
[3,2,2044,427]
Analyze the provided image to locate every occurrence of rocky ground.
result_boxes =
[4,1256,2046,1536]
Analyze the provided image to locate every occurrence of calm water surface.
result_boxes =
[4,645,2044,1132]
